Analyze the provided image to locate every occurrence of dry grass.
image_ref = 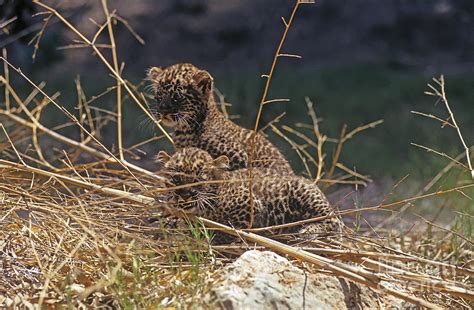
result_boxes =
[0,0,473,308]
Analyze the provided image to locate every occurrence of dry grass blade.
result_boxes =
[101,0,123,161]
[1,49,10,111]
[305,97,326,181]
[411,143,469,169]
[0,16,18,30]
[247,0,304,227]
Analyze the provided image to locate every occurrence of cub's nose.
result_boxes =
[156,97,174,112]
[176,188,196,201]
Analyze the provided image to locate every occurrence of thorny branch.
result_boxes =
[425,75,473,179]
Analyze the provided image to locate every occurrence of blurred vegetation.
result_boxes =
[216,63,474,181]
[21,62,473,185]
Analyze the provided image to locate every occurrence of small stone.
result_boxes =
[69,283,85,294]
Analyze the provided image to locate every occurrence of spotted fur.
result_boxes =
[158,148,342,242]
[147,63,294,175]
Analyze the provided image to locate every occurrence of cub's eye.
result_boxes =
[171,176,181,186]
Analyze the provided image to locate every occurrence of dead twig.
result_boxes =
[425,75,473,178]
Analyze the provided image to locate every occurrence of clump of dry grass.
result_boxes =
[0,0,472,308]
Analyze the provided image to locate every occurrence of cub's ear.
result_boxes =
[147,67,162,80]
[192,70,213,95]
[156,151,171,164]
[212,155,229,170]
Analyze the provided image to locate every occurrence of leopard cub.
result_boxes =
[158,147,342,242]
[147,63,293,175]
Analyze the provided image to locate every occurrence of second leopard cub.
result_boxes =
[147,63,293,175]
[158,147,342,241]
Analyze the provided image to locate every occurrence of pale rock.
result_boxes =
[206,250,402,309]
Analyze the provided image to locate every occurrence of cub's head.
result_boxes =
[158,148,228,214]
[147,63,214,128]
